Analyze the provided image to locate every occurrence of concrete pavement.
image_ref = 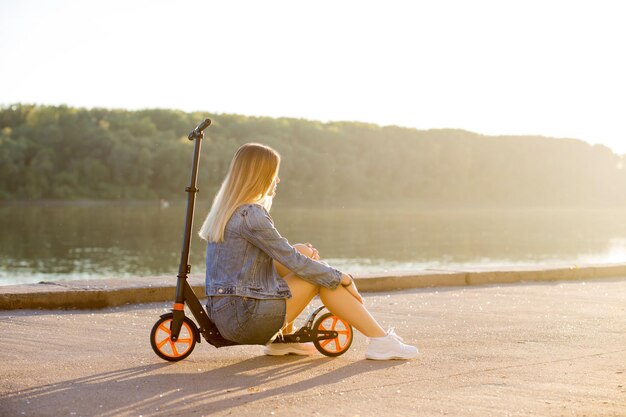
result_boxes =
[1,279,625,417]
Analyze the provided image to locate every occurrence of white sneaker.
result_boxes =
[263,342,317,356]
[365,328,418,360]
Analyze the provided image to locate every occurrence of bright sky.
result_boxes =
[1,0,625,153]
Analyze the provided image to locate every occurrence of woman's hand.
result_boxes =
[341,273,363,304]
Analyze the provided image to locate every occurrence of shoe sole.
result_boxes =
[365,351,418,360]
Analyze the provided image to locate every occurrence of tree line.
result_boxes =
[1,103,625,207]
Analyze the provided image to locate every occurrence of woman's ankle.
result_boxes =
[366,329,387,338]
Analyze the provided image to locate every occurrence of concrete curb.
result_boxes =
[1,263,626,310]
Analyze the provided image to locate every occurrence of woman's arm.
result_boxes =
[240,205,342,289]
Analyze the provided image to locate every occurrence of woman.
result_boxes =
[198,143,417,360]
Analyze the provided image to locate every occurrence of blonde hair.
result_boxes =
[198,143,280,242]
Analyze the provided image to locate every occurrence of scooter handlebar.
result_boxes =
[188,118,212,140]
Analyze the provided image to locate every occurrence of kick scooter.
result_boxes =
[150,119,353,361]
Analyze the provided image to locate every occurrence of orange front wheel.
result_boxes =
[313,312,353,357]
[150,313,197,361]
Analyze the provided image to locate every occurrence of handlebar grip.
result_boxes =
[188,118,212,140]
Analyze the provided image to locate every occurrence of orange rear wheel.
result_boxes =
[313,312,353,357]
[150,314,197,361]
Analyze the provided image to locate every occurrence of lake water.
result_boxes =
[2,203,626,286]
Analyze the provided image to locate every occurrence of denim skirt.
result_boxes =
[206,296,286,345]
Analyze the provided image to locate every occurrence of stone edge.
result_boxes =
[1,264,626,310]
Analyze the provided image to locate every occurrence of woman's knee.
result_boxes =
[292,243,314,257]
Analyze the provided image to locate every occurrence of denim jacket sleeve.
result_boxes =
[240,205,342,289]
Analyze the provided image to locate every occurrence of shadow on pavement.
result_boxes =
[2,355,401,416]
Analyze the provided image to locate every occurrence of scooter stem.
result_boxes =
[175,121,210,305]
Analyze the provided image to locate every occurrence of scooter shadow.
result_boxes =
[2,355,401,416]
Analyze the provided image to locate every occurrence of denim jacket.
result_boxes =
[205,204,342,299]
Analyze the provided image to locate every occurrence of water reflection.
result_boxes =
[1,203,626,285]
[275,206,626,271]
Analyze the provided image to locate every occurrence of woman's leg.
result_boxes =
[275,244,386,338]
[319,286,386,338]
[274,244,320,333]
[280,273,319,333]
